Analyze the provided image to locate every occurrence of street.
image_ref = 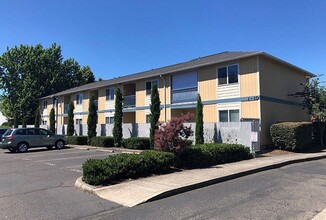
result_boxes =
[0,148,326,220]
[0,147,121,220]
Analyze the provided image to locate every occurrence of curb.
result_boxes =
[75,153,326,207]
[67,144,142,154]
[312,207,326,220]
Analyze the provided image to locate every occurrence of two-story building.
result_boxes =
[39,51,315,146]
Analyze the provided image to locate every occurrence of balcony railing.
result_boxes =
[172,87,198,103]
[124,95,136,108]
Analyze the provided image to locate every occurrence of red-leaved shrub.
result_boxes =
[154,113,194,154]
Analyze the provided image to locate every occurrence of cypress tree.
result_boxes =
[87,94,98,144]
[67,101,75,136]
[14,112,19,128]
[22,117,27,128]
[113,87,123,147]
[50,108,55,133]
[195,94,204,144]
[34,107,41,128]
[149,84,161,148]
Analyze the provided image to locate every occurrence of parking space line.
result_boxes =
[45,163,56,166]
[65,164,82,169]
[70,169,82,173]
[35,154,109,162]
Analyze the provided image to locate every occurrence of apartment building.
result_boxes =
[39,51,314,146]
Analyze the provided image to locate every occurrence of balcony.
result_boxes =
[124,95,136,108]
[172,87,198,103]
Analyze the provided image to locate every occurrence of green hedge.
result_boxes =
[270,122,312,151]
[176,144,253,168]
[82,150,174,185]
[312,122,326,145]
[67,136,88,145]
[90,136,114,148]
[123,137,150,149]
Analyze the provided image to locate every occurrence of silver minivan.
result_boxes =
[1,128,67,153]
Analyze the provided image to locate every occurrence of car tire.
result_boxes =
[46,146,53,150]
[55,140,65,150]
[17,143,28,153]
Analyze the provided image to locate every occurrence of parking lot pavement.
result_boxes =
[0,147,121,220]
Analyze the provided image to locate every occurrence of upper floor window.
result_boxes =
[146,80,158,95]
[105,116,114,124]
[218,64,238,85]
[106,88,115,100]
[76,119,83,125]
[43,100,47,109]
[146,114,151,123]
[76,93,83,105]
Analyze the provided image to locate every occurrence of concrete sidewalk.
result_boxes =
[75,150,326,208]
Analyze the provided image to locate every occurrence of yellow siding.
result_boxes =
[136,80,145,107]
[259,56,307,100]
[159,107,171,122]
[240,57,259,97]
[159,75,171,105]
[203,105,217,122]
[82,91,89,123]
[198,65,217,101]
[241,101,260,118]
[136,110,146,123]
[98,87,106,111]
[260,100,309,145]
[98,112,105,124]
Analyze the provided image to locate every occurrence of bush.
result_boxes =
[67,136,88,145]
[270,122,312,151]
[90,136,114,148]
[123,137,150,150]
[82,150,174,185]
[155,113,194,154]
[312,122,326,145]
[176,143,253,168]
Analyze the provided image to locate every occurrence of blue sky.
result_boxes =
[0,0,325,83]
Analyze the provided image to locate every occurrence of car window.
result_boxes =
[37,129,51,135]
[0,129,7,135]
[15,129,26,135]
[26,129,36,135]
[4,129,12,136]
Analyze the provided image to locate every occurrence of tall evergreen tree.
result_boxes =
[195,94,204,144]
[22,117,27,128]
[67,101,75,136]
[13,112,19,128]
[50,108,55,134]
[34,107,41,128]
[113,87,123,147]
[149,84,161,148]
[87,95,98,144]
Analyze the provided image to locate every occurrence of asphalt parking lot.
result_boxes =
[0,147,122,220]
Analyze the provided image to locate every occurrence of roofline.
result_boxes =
[39,51,316,100]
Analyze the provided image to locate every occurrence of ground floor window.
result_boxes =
[219,109,239,122]
[42,120,47,125]
[105,116,114,124]
[76,119,83,125]
[146,114,151,123]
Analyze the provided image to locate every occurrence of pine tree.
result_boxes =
[195,94,204,144]
[87,95,98,144]
[149,84,161,148]
[50,108,55,133]
[113,87,123,147]
[67,101,75,136]
[34,107,41,128]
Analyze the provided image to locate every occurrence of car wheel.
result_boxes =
[46,146,53,150]
[55,140,65,150]
[17,143,28,153]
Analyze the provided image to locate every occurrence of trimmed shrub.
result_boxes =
[312,122,326,145]
[123,137,150,150]
[270,122,312,151]
[176,143,252,168]
[82,150,174,185]
[90,136,114,148]
[67,136,88,145]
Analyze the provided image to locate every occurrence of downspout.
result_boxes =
[159,75,166,122]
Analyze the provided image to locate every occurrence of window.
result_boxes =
[146,80,158,95]
[219,110,239,122]
[106,88,115,100]
[219,110,228,122]
[43,100,47,108]
[16,129,26,136]
[146,114,151,123]
[218,64,238,85]
[37,129,51,135]
[105,117,114,124]
[42,120,47,125]
[76,119,83,124]
[76,93,83,105]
